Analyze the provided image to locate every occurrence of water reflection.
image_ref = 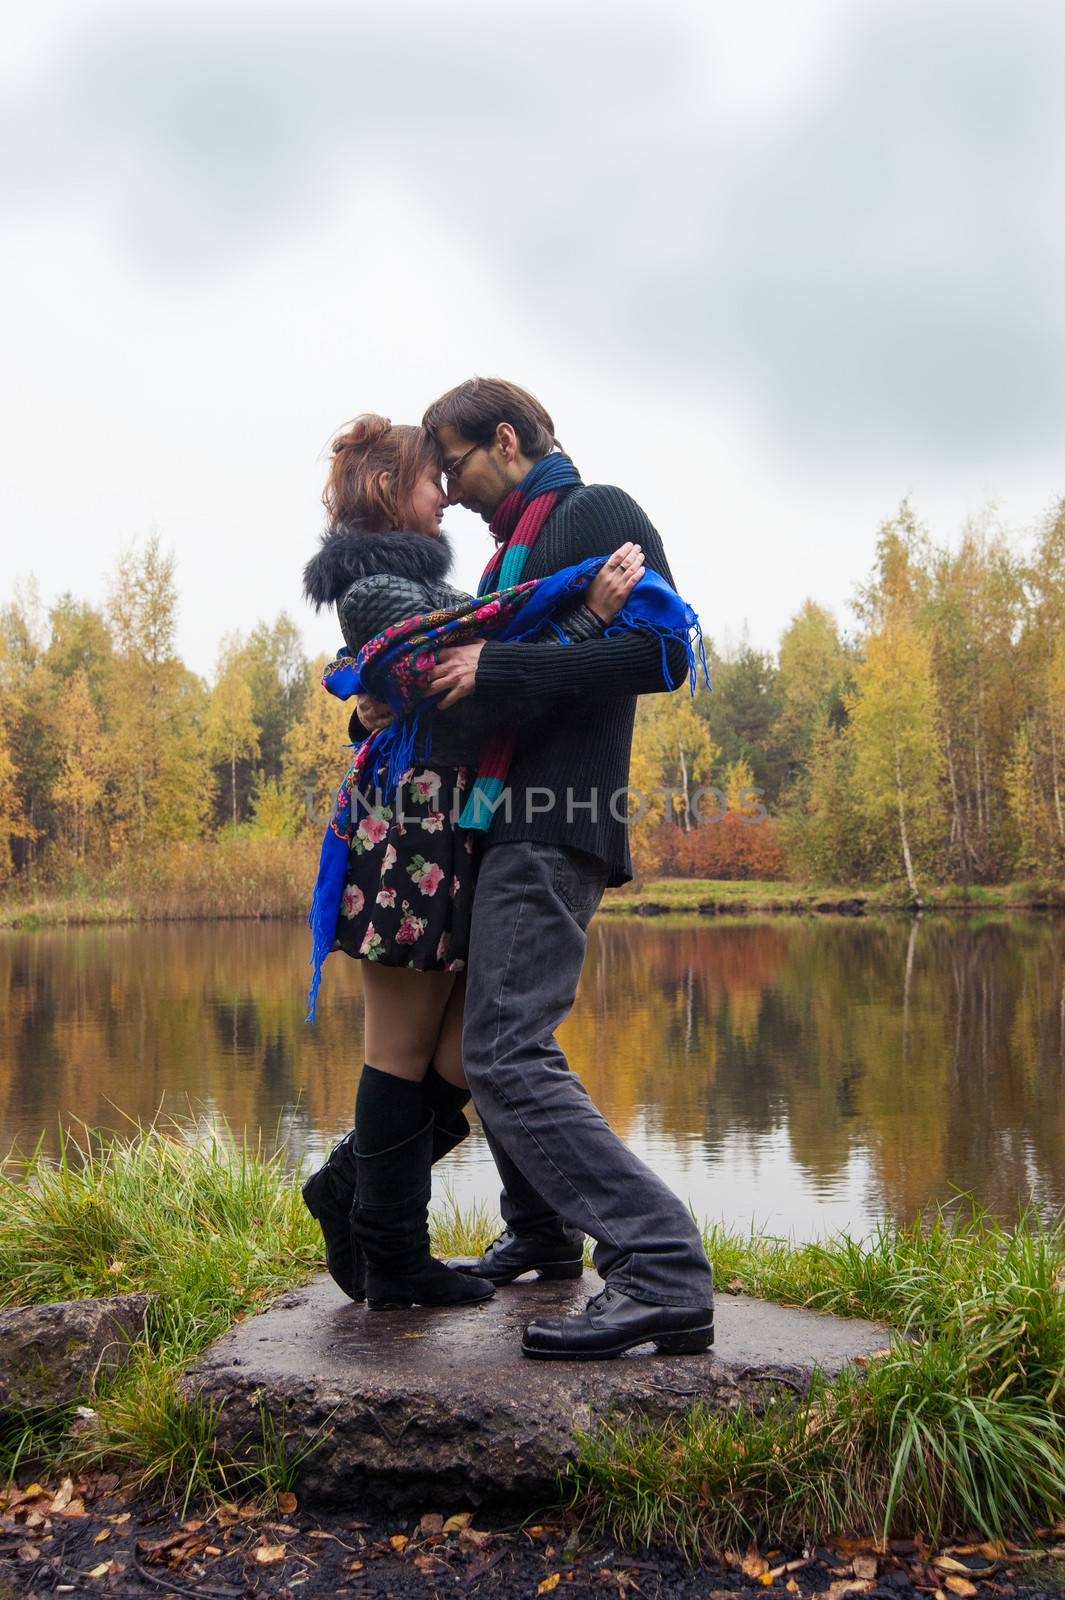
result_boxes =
[1,915,1063,1240]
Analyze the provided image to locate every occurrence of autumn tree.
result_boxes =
[928,521,1026,881]
[281,655,353,832]
[846,620,946,902]
[630,691,718,830]
[106,537,210,846]
[244,614,308,781]
[53,667,108,861]
[776,600,846,761]
[782,717,865,883]
[205,633,260,828]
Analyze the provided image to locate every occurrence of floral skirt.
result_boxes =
[333,764,474,971]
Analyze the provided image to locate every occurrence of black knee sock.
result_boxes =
[421,1064,471,1128]
[355,1064,426,1155]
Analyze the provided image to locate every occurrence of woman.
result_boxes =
[300,415,644,1313]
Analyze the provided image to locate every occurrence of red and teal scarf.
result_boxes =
[459,452,581,828]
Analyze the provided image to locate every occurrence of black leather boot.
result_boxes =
[454,1224,585,1285]
[351,1116,495,1311]
[301,1131,364,1302]
[301,1082,473,1303]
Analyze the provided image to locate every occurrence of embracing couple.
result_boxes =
[300,377,714,1361]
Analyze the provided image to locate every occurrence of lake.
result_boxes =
[2,914,1063,1241]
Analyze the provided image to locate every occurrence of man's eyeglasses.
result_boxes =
[442,441,485,486]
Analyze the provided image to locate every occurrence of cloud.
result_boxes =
[5,0,1062,469]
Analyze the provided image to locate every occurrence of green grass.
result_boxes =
[574,1205,1065,1554]
[1,1130,1064,1551]
[0,1123,323,1505]
[601,876,1065,914]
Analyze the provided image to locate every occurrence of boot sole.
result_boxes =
[476,1259,585,1285]
[367,1289,495,1310]
[521,1323,714,1360]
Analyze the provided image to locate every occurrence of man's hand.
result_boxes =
[428,641,485,709]
[355,692,393,732]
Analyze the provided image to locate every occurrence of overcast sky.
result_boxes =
[2,0,1063,679]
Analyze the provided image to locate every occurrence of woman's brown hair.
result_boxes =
[323,414,442,530]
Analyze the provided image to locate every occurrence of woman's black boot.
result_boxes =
[351,1115,494,1311]
[422,1065,472,1163]
[300,1131,364,1302]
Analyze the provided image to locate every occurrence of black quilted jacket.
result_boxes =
[302,524,604,765]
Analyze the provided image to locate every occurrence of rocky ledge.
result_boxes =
[184,1271,890,1508]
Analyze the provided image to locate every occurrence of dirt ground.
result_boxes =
[2,1474,1064,1600]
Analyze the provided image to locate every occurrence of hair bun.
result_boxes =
[332,413,392,454]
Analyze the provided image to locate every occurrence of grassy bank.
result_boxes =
[1,1129,1063,1552]
[4,847,1063,930]
[0,836,319,929]
[601,875,1065,914]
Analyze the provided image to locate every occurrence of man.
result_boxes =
[363,379,713,1359]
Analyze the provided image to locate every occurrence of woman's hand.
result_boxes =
[355,692,394,732]
[585,542,646,624]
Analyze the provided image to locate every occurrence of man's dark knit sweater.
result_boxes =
[471,481,688,886]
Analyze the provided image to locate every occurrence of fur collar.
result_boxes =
[303,525,455,611]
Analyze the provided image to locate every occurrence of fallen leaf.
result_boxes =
[253,1543,288,1566]
[57,1498,87,1519]
[538,1577,561,1595]
[50,1479,74,1514]
[93,1529,111,1545]
[945,1579,977,1597]
[759,1573,774,1587]
[109,1513,131,1525]
[935,1557,975,1576]
[853,1554,879,1580]
[419,1513,444,1535]
[443,1512,472,1533]
[277,1492,298,1515]
[9,1484,45,1508]
[414,1554,438,1572]
[348,1559,364,1571]
[205,1545,222,1555]
[458,1528,491,1552]
[528,1525,545,1539]
[390,1533,409,1552]
[17,1543,39,1561]
[824,1583,874,1599]
[89,1562,113,1578]
[786,1583,799,1594]
[743,1547,770,1579]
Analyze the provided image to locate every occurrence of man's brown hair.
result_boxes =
[422,378,559,458]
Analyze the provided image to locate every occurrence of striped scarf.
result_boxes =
[460,452,581,826]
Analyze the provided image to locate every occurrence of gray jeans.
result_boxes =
[462,840,714,1309]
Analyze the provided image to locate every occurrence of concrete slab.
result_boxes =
[184,1271,891,1507]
